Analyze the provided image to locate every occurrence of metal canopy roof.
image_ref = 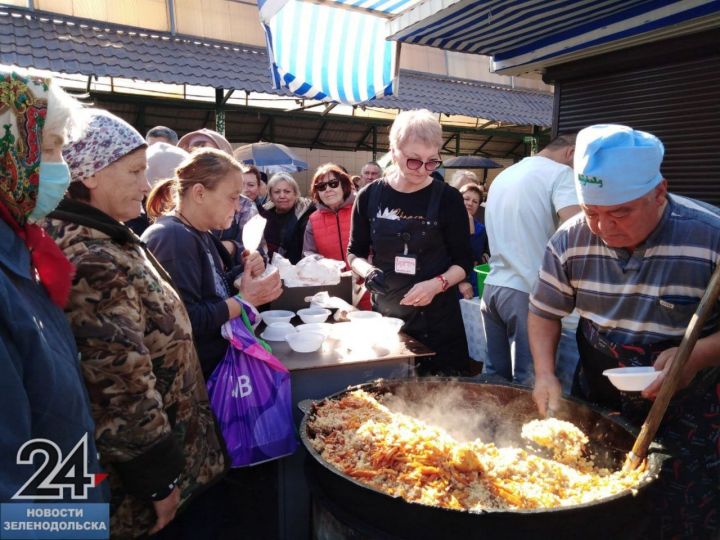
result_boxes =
[89,90,540,160]
[388,0,720,75]
[0,6,552,127]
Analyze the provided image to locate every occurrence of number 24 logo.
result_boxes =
[13,435,106,500]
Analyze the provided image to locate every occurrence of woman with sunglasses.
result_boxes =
[303,163,353,263]
[304,164,371,309]
[348,109,473,376]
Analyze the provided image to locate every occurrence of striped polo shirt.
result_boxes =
[530,194,720,344]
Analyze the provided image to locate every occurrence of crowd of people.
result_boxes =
[2,66,718,539]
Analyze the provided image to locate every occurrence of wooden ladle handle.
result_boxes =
[626,262,720,470]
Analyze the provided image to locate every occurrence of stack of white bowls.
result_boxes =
[259,308,331,353]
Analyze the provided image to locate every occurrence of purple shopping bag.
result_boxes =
[207,307,297,467]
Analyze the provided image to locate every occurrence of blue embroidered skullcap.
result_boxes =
[574,124,664,206]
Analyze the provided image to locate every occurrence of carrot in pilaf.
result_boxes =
[308,390,647,511]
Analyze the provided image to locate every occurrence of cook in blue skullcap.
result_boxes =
[574,124,664,206]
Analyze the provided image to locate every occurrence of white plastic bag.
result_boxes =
[270,252,303,286]
[270,253,344,287]
[305,291,357,321]
[295,255,344,285]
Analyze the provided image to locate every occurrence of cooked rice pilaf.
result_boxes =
[308,390,647,511]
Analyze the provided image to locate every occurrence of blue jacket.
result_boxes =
[470,219,489,266]
[0,220,106,502]
[142,216,243,378]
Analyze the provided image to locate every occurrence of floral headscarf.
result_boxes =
[0,69,74,307]
[0,70,48,226]
[63,109,146,183]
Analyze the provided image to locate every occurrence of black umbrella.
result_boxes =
[443,155,503,182]
[233,142,309,173]
[443,156,502,169]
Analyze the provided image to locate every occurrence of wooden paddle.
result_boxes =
[625,262,720,470]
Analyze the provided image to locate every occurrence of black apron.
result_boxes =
[574,317,720,539]
[368,180,469,376]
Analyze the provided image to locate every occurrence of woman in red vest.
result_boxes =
[303,163,371,309]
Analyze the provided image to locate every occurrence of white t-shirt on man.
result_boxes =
[485,155,578,294]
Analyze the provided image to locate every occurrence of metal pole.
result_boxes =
[372,126,377,161]
[167,0,176,35]
[136,105,146,136]
[215,87,225,137]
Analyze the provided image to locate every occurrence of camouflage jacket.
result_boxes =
[45,199,226,538]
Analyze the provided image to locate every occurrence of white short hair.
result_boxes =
[449,170,479,189]
[267,172,300,196]
[389,109,442,151]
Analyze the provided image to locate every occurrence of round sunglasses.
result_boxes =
[405,158,443,172]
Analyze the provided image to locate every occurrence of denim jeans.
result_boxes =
[480,285,534,386]
[555,325,579,394]
[480,285,579,391]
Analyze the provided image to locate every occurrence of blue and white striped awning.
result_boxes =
[259,0,418,104]
[315,0,423,16]
[388,0,720,74]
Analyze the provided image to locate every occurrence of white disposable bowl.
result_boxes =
[380,317,404,334]
[286,331,325,353]
[347,311,382,323]
[297,307,331,324]
[328,322,354,341]
[296,323,333,337]
[260,310,295,325]
[261,322,296,341]
[603,366,661,391]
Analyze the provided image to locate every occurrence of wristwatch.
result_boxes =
[436,274,449,292]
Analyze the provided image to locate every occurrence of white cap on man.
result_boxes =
[574,124,664,206]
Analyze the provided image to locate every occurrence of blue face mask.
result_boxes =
[28,161,72,221]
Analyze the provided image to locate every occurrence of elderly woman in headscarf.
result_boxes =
[0,69,106,503]
[43,109,226,538]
